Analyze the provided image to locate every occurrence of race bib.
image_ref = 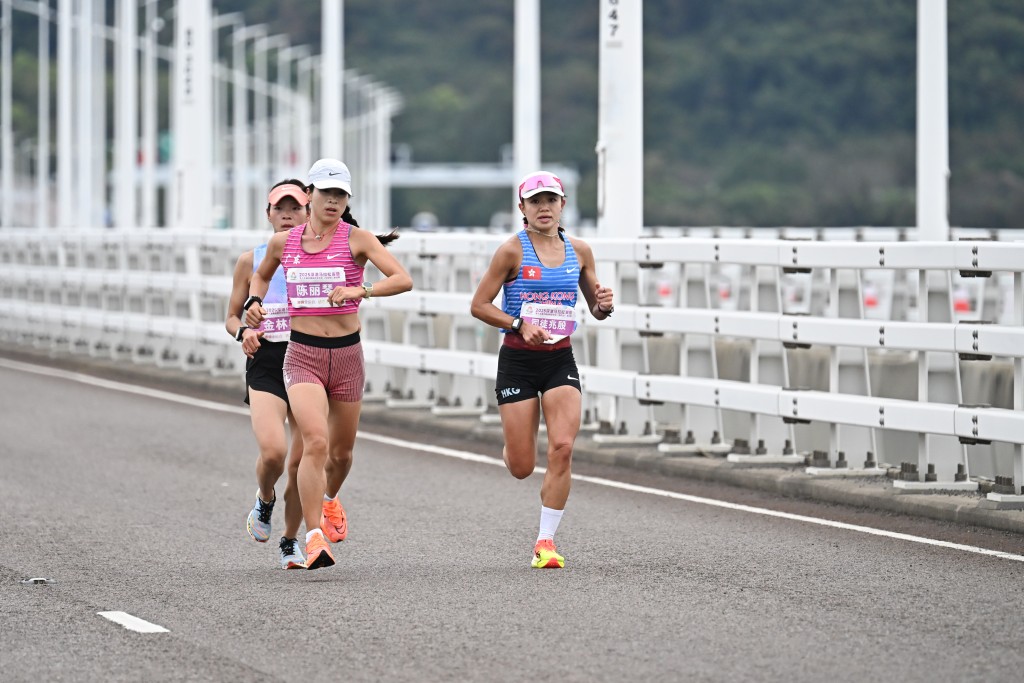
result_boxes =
[286,267,345,308]
[259,303,290,342]
[521,302,577,343]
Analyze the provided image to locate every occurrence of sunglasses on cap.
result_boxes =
[519,172,565,199]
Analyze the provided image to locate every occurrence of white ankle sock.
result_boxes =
[305,528,324,544]
[537,506,564,542]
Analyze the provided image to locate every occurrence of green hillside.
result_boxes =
[9,0,1024,228]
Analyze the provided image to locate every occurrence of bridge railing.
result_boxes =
[1,227,1022,504]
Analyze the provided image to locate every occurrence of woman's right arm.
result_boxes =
[470,239,550,345]
[225,250,253,338]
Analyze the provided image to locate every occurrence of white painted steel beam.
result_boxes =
[954,324,1024,359]
[578,367,637,398]
[636,375,721,408]
[955,407,1024,445]
[635,239,722,266]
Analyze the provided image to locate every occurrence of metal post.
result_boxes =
[1,0,13,227]
[254,34,286,186]
[211,13,242,228]
[172,0,213,228]
[297,55,314,169]
[141,0,159,227]
[321,0,343,159]
[916,0,949,241]
[115,0,138,228]
[513,0,540,217]
[91,0,106,227]
[231,23,265,230]
[595,0,644,426]
[57,0,73,228]
[277,46,307,173]
[36,1,50,229]
[75,0,94,227]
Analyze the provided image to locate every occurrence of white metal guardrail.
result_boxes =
[1,228,1022,505]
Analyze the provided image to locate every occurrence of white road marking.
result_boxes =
[5,357,1024,563]
[0,358,247,415]
[97,611,169,633]
[362,433,1024,563]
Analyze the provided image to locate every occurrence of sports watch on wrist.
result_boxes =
[235,325,248,342]
[361,281,373,299]
[243,295,263,311]
[510,316,524,333]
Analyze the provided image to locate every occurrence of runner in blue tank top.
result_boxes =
[226,179,309,569]
[471,170,615,569]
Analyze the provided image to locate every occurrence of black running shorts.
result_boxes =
[244,340,289,405]
[494,345,582,405]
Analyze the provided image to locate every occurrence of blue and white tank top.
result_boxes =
[501,230,580,340]
[253,242,290,342]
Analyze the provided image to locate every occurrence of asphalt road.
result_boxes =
[2,362,1023,682]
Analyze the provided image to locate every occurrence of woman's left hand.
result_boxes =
[326,285,365,306]
[594,282,614,313]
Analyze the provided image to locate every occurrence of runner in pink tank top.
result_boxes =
[244,158,413,570]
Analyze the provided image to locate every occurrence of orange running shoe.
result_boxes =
[304,532,335,570]
[320,496,348,542]
[532,539,565,569]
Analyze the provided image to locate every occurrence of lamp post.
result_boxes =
[513,0,540,218]
[74,0,94,226]
[321,0,344,159]
[36,0,50,229]
[114,0,138,228]
[57,0,72,227]
[253,33,287,186]
[275,45,308,173]
[140,0,165,228]
[171,0,214,229]
[211,12,242,224]
[231,23,265,230]
[296,54,316,171]
[1,0,13,227]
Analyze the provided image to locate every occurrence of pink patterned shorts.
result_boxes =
[283,330,365,402]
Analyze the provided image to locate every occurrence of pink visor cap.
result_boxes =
[267,184,309,207]
[518,171,565,200]
[307,158,354,196]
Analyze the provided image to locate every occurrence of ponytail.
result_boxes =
[341,206,359,227]
[375,230,400,246]
[341,205,399,246]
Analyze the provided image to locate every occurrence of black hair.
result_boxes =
[265,178,309,214]
[309,185,400,246]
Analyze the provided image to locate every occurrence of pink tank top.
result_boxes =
[280,222,365,317]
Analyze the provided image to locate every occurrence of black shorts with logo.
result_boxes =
[494,345,582,405]
[244,340,289,406]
